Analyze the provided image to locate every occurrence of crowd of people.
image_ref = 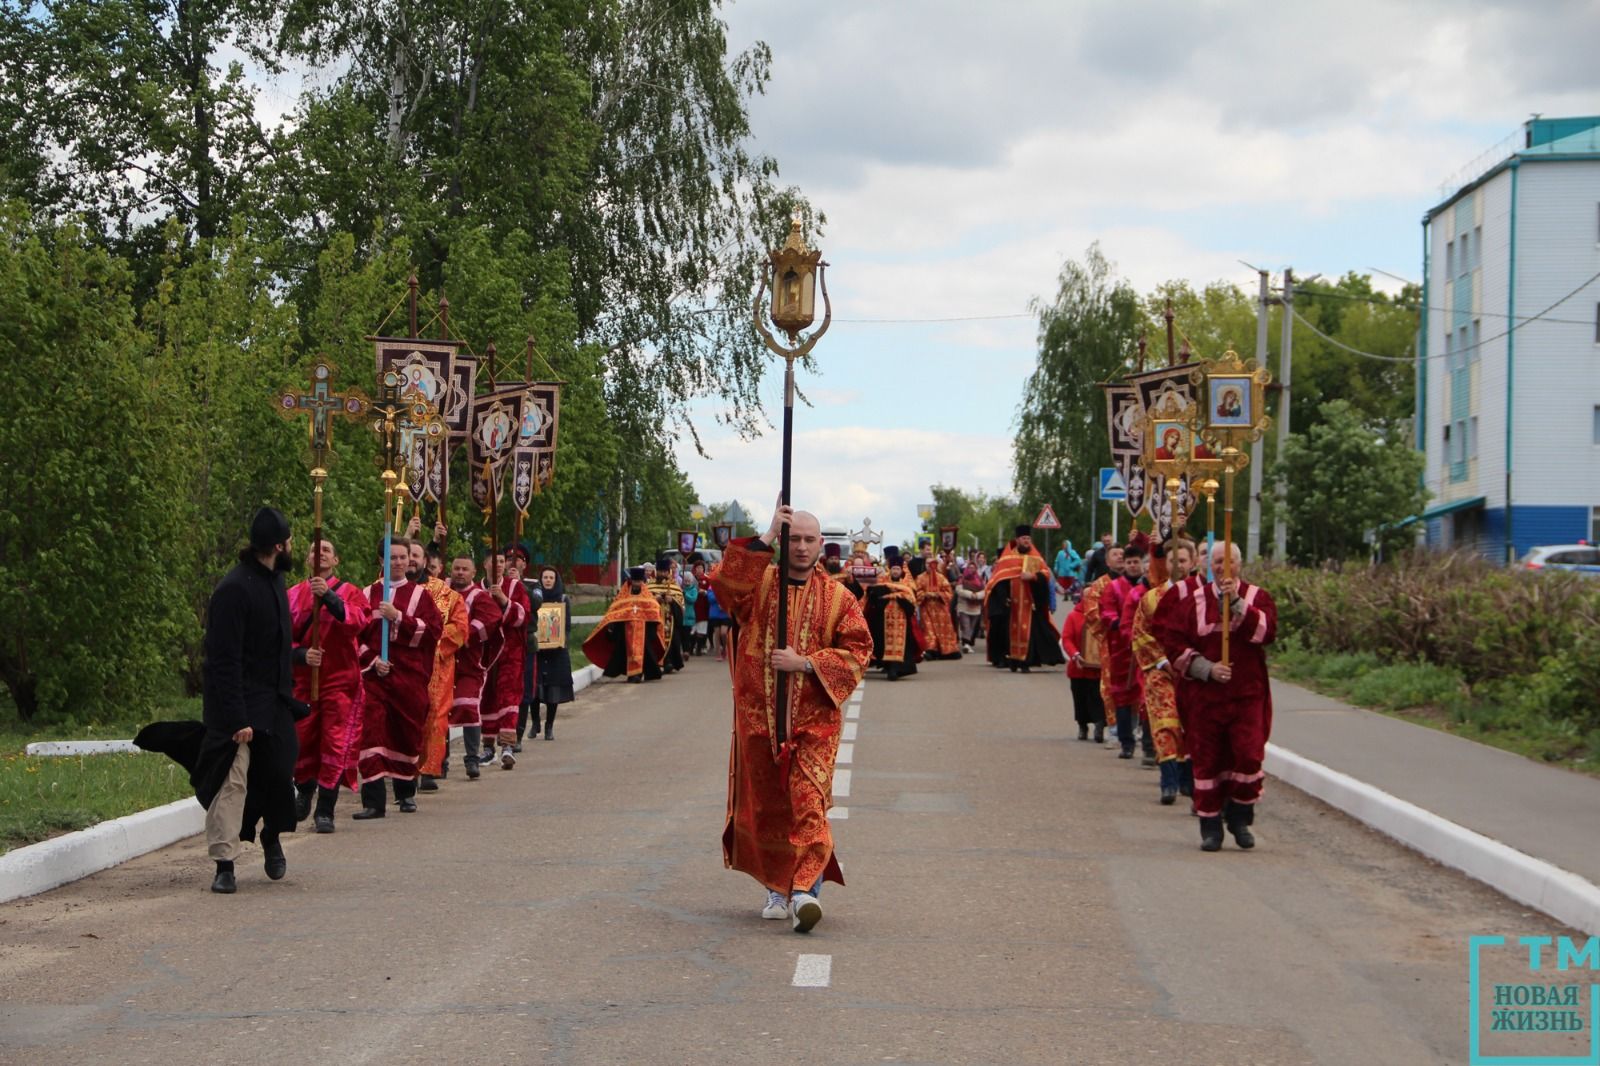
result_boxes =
[138,508,578,894]
[150,501,1277,908]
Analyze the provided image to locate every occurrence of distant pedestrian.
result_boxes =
[1082,532,1115,584]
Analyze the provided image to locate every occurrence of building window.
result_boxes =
[1593,406,1600,445]
[1470,318,1480,363]
[1459,232,1470,276]
[1468,416,1479,460]
[1595,302,1600,344]
[1593,507,1600,544]
[1446,240,1454,277]
[1472,226,1482,269]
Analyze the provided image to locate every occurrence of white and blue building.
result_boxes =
[1419,115,1600,561]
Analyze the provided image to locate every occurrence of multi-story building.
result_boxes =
[1419,115,1600,561]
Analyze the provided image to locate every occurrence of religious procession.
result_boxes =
[5,4,1598,1064]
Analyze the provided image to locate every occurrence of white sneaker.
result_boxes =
[790,892,822,933]
[500,747,516,769]
[761,891,788,920]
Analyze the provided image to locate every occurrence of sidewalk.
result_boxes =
[1268,678,1600,892]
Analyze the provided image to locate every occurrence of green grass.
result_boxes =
[0,693,202,854]
[1272,642,1598,775]
[568,598,609,616]
[569,621,598,669]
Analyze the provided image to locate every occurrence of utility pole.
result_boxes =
[1247,270,1268,559]
[1273,268,1294,560]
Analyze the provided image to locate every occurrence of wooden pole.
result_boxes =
[1221,465,1235,667]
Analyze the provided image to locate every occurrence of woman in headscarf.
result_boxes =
[532,565,576,740]
[954,562,987,653]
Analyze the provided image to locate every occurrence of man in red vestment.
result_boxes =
[447,554,502,779]
[582,569,667,682]
[479,549,532,769]
[1103,538,1151,761]
[711,502,873,934]
[1154,541,1277,851]
[417,537,466,791]
[288,536,370,832]
[352,539,442,818]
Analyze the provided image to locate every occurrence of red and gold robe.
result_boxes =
[582,588,666,678]
[1132,579,1184,763]
[983,549,1061,666]
[915,567,961,658]
[711,538,873,895]
[421,578,467,776]
[1081,574,1116,724]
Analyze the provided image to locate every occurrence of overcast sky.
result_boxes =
[678,0,1599,544]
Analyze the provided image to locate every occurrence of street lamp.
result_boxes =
[753,218,833,753]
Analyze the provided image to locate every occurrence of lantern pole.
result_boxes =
[753,220,832,761]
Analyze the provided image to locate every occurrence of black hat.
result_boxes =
[1014,523,1032,538]
[249,507,291,552]
[655,554,672,571]
[823,543,841,559]
[508,542,532,563]
[883,545,902,564]
[688,552,704,565]
[627,566,646,582]
[908,556,927,577]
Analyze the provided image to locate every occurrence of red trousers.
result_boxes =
[294,688,360,791]
[1187,695,1268,818]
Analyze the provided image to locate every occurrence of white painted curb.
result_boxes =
[0,798,205,905]
[2,662,614,905]
[1266,743,1600,937]
[24,740,142,756]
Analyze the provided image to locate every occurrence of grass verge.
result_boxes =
[1272,641,1599,776]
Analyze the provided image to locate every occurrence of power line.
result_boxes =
[1290,266,1600,364]
[1291,284,1595,327]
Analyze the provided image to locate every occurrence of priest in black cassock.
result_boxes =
[137,508,308,893]
[982,524,1066,673]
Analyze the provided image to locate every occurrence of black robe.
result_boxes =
[534,579,576,706]
[864,584,919,680]
[986,569,1065,670]
[138,555,305,840]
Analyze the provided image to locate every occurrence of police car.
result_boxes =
[1520,544,1600,575]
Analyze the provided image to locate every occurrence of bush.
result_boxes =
[1345,663,1465,711]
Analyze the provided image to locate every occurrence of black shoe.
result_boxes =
[294,783,314,823]
[1160,788,1178,806]
[262,838,287,880]
[398,797,418,813]
[1077,725,1090,741]
[1225,801,1256,850]
[314,813,335,834]
[211,867,237,894]
[512,744,523,754]
[543,729,553,741]
[419,775,439,792]
[465,758,481,780]
[351,807,385,820]
[1199,816,1224,852]
[1118,749,1134,760]
[1093,726,1105,743]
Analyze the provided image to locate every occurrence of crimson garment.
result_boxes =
[1101,575,1144,708]
[1154,576,1277,817]
[479,575,531,743]
[449,584,502,728]
[711,538,873,896]
[356,578,442,784]
[288,577,370,790]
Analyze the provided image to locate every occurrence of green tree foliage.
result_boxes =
[1275,400,1427,563]
[0,208,190,718]
[926,484,1026,556]
[1012,244,1142,541]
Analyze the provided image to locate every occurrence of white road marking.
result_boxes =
[792,954,832,988]
[827,807,849,820]
[833,768,851,797]
[846,705,860,720]
[842,722,857,741]
[836,743,853,765]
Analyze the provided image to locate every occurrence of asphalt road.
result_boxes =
[0,650,1585,1065]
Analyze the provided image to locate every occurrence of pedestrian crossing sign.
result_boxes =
[1033,504,1061,530]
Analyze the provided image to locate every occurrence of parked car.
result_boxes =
[658,547,723,573]
[1520,544,1600,575]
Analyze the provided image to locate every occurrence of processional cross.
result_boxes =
[369,368,444,659]
[276,361,370,698]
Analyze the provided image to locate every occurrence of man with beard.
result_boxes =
[865,549,921,680]
[352,538,442,818]
[650,555,687,674]
[983,525,1066,673]
[288,536,370,833]
[138,508,307,893]
[444,553,502,779]
[480,548,532,769]
[583,568,667,682]
[914,556,962,660]
[1104,537,1153,761]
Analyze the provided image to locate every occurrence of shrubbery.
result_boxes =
[1260,553,1600,750]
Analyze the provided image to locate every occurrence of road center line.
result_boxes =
[827,807,849,820]
[792,953,832,988]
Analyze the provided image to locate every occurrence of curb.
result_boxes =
[0,799,205,905]
[1,663,611,905]
[24,740,143,756]
[1266,743,1600,937]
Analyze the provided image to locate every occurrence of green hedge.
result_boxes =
[1259,553,1600,738]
